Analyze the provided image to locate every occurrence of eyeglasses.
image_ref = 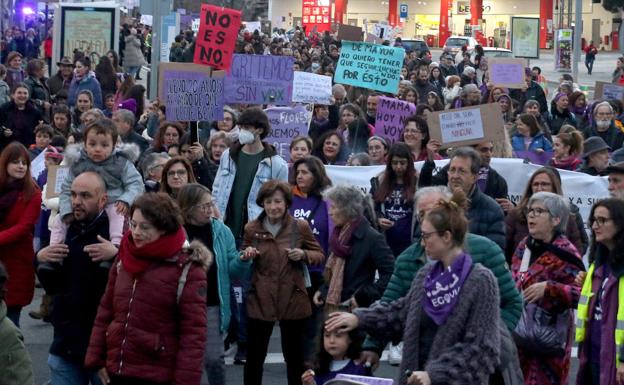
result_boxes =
[167,169,187,178]
[591,216,613,227]
[421,231,441,241]
[194,202,214,212]
[523,207,550,217]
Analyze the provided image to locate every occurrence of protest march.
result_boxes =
[3,2,624,385]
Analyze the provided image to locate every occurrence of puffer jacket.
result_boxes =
[212,142,288,224]
[84,242,210,385]
[67,71,103,109]
[123,34,147,68]
[243,214,325,321]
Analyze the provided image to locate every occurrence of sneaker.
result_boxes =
[234,343,247,365]
[388,342,403,366]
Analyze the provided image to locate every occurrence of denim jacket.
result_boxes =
[212,142,288,224]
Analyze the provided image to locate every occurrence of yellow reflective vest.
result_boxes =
[576,262,624,364]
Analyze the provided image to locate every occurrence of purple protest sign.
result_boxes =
[374,96,416,145]
[162,69,224,121]
[225,54,294,105]
[264,105,313,161]
[513,151,554,165]
[489,58,527,89]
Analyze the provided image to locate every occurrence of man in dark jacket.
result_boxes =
[414,68,441,102]
[36,172,118,384]
[581,101,624,151]
[47,57,74,100]
[510,69,548,114]
[112,109,149,154]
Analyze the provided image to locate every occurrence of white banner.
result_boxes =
[325,158,610,225]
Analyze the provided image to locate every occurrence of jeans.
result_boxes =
[204,306,226,385]
[244,318,306,385]
[6,305,22,327]
[586,58,595,74]
[125,66,140,79]
[47,354,102,385]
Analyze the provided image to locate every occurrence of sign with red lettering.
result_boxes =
[193,4,241,70]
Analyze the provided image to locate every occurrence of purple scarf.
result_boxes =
[423,252,473,325]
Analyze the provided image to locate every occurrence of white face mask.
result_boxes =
[596,120,611,129]
[238,129,256,145]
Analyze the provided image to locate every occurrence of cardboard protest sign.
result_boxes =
[158,62,225,121]
[264,105,313,161]
[337,24,363,41]
[193,4,241,70]
[334,41,404,94]
[595,81,624,101]
[488,58,527,89]
[224,54,294,105]
[292,72,332,104]
[374,96,416,144]
[46,165,70,199]
[365,33,383,44]
[427,103,506,149]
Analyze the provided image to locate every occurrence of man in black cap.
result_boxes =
[606,161,624,199]
[579,136,611,176]
[47,56,74,99]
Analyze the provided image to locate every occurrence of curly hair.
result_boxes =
[130,192,182,234]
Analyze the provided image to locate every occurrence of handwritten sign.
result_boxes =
[46,165,70,199]
[336,374,394,385]
[31,149,47,179]
[224,54,294,105]
[489,58,527,89]
[374,96,416,144]
[193,4,241,70]
[292,72,332,104]
[337,23,363,41]
[427,103,506,148]
[158,62,225,121]
[595,81,624,101]
[334,41,404,94]
[264,105,313,161]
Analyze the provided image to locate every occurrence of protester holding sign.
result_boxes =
[194,5,241,70]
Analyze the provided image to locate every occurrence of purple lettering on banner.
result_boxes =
[225,54,294,105]
[163,70,224,121]
[264,105,312,162]
[374,96,416,145]
[513,151,554,166]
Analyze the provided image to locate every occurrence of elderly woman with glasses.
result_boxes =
[510,191,585,385]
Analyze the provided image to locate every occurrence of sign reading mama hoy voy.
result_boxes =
[334,41,404,94]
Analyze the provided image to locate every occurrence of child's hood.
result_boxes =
[64,142,141,167]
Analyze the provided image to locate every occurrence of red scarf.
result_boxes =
[119,226,186,275]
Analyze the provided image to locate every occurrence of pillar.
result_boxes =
[334,0,347,25]
[439,0,453,47]
[470,0,482,27]
[388,0,398,27]
[540,0,553,49]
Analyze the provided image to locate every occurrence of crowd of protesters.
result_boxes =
[2,17,624,385]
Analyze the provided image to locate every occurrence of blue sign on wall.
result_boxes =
[400,3,408,18]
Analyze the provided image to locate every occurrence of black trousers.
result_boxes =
[244,317,306,385]
[109,375,168,385]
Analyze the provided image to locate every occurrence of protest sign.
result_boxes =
[264,105,313,161]
[46,165,70,199]
[292,72,332,104]
[158,62,225,121]
[427,103,505,148]
[30,149,47,179]
[337,24,363,41]
[334,41,404,94]
[243,21,261,33]
[374,96,416,144]
[193,4,241,70]
[365,33,384,44]
[595,81,624,101]
[489,58,527,89]
[225,54,294,105]
[336,374,393,385]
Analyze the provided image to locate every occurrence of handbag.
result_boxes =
[512,247,570,356]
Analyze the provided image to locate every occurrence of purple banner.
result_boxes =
[163,70,224,121]
[513,151,554,165]
[225,54,294,105]
[264,105,312,161]
[374,96,416,145]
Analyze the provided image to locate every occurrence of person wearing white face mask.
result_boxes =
[582,102,624,151]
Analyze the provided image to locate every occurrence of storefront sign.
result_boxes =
[224,54,294,105]
[374,97,416,145]
[302,0,331,33]
[427,103,506,148]
[193,4,241,70]
[334,41,404,94]
[511,17,540,59]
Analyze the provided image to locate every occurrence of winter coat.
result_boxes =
[355,262,501,385]
[120,130,149,154]
[544,109,577,136]
[46,72,72,98]
[5,68,24,92]
[0,190,41,307]
[0,302,33,385]
[191,157,218,191]
[443,85,461,109]
[67,72,103,109]
[511,132,553,152]
[169,42,185,62]
[582,121,624,151]
[0,79,10,106]
[23,75,51,108]
[318,219,395,303]
[363,232,522,353]
[212,142,288,224]
[510,81,548,114]
[243,214,324,321]
[85,244,210,385]
[511,235,584,385]
[59,143,144,218]
[122,34,147,68]
[0,100,44,151]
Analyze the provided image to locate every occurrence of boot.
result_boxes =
[234,342,247,365]
[28,294,53,322]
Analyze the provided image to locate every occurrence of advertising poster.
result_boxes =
[511,17,540,59]
[61,7,116,60]
[555,29,573,72]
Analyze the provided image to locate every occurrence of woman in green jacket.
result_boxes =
[177,183,251,385]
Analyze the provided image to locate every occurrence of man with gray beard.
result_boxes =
[582,102,624,150]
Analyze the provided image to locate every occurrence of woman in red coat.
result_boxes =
[85,192,209,385]
[0,142,41,327]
